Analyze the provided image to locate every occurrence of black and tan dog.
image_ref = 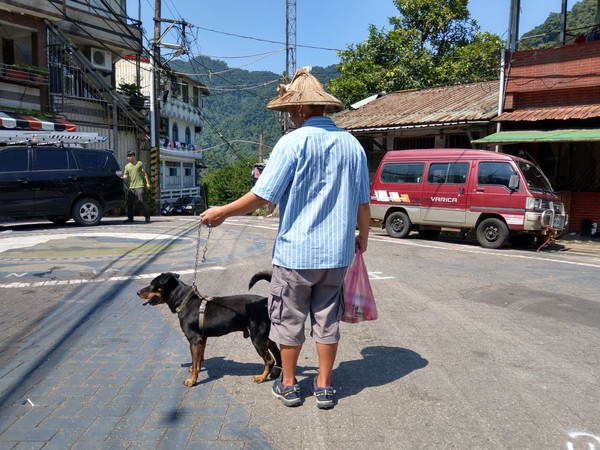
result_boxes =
[137,271,280,387]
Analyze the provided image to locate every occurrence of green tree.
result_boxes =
[202,159,253,206]
[329,0,504,106]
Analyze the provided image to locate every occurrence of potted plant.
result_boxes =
[29,66,48,83]
[5,64,29,80]
[118,82,146,109]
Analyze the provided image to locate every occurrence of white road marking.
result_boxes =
[0,266,226,289]
[0,232,191,254]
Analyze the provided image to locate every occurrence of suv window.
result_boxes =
[380,163,424,183]
[478,162,516,188]
[76,149,118,171]
[0,148,28,171]
[427,162,469,184]
[34,148,77,170]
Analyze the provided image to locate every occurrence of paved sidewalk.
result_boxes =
[0,271,274,449]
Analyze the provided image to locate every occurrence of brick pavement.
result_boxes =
[0,272,275,449]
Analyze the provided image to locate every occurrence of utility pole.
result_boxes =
[280,0,297,135]
[150,0,161,203]
[285,0,296,82]
[258,129,263,164]
[149,2,188,208]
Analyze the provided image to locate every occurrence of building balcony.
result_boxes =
[0,64,48,86]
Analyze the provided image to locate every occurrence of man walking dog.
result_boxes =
[200,68,370,409]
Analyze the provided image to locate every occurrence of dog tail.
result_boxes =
[248,270,272,290]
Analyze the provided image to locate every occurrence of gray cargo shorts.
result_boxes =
[268,265,347,346]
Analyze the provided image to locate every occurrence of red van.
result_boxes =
[370,149,568,249]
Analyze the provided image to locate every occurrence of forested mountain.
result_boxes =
[170,57,338,169]
[520,0,598,49]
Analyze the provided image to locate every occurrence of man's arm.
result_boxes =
[200,191,269,227]
[355,202,370,253]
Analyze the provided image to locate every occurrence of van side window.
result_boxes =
[34,148,77,171]
[427,163,468,184]
[0,149,28,172]
[380,163,424,184]
[478,162,516,188]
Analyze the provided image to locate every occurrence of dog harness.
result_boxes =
[176,288,211,337]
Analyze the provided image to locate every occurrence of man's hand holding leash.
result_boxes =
[199,192,269,228]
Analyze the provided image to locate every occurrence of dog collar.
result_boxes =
[175,289,196,314]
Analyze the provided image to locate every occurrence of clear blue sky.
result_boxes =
[128,0,564,74]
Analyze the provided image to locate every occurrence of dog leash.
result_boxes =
[191,223,212,336]
[191,223,211,296]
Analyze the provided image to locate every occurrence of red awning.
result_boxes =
[0,111,76,132]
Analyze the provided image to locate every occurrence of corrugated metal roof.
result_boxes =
[495,104,600,122]
[472,129,600,144]
[333,81,500,131]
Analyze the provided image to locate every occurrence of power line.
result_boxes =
[192,25,343,52]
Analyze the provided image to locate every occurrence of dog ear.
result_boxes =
[159,273,172,285]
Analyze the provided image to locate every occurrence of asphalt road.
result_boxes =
[0,216,599,449]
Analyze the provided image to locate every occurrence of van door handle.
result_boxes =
[475,188,485,192]
[458,188,465,196]
[17,178,30,183]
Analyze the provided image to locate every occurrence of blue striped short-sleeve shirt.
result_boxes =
[252,116,370,269]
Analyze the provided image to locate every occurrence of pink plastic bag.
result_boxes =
[341,250,377,323]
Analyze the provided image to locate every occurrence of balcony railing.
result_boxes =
[0,63,48,85]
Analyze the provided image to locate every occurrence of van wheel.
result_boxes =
[476,218,508,249]
[385,211,412,238]
[509,234,536,248]
[418,229,441,240]
[72,198,103,226]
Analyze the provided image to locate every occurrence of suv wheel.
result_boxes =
[73,198,103,226]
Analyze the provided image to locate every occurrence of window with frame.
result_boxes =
[165,161,179,187]
[181,83,189,103]
[0,149,28,172]
[34,148,76,171]
[427,162,469,184]
[380,163,424,183]
[477,162,517,188]
[192,86,200,107]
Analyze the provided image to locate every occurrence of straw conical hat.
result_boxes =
[267,68,344,113]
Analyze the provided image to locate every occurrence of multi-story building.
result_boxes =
[0,0,146,164]
[116,56,209,206]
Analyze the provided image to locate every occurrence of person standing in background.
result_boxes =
[122,150,151,223]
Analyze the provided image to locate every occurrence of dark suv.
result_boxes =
[0,145,124,226]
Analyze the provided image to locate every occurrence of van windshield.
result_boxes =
[516,161,554,194]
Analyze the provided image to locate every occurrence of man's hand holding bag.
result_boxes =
[341,250,377,323]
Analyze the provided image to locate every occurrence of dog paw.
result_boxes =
[252,375,267,384]
[184,378,196,387]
